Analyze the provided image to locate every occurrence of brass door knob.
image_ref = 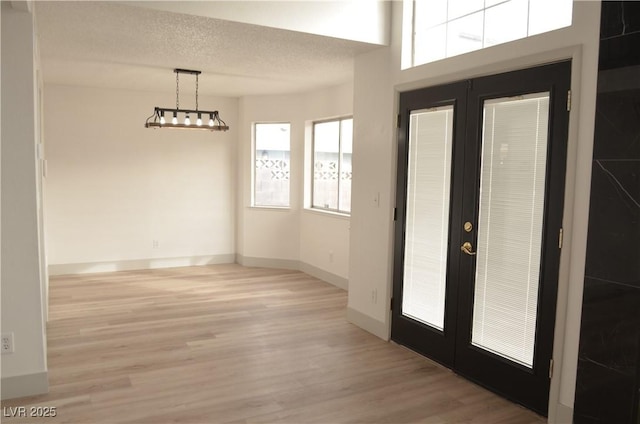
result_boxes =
[461,242,476,256]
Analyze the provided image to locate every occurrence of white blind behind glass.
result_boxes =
[471,93,550,368]
[402,107,454,331]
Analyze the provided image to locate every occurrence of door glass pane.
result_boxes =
[471,92,550,368]
[402,106,454,331]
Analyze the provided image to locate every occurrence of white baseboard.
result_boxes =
[347,307,390,340]
[235,254,348,291]
[1,372,48,400]
[235,254,299,270]
[299,262,348,290]
[48,254,349,294]
[552,403,573,424]
[48,255,235,276]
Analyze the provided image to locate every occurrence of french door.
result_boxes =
[391,62,571,415]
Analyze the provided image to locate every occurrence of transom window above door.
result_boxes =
[402,0,573,69]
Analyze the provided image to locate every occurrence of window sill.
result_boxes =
[303,208,350,220]
[248,206,291,212]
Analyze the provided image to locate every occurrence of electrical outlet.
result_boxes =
[1,333,14,354]
[152,240,159,248]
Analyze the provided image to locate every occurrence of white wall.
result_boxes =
[347,1,601,421]
[44,85,238,274]
[299,212,350,285]
[126,1,391,46]
[45,82,351,281]
[1,1,49,399]
[237,83,353,286]
[347,47,394,328]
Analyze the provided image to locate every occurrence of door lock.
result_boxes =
[461,241,476,256]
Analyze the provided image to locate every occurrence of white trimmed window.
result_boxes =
[402,0,573,69]
[253,123,291,207]
[312,118,353,214]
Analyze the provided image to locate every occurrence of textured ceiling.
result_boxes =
[35,1,382,97]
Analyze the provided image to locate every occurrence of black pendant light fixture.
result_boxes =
[145,68,229,132]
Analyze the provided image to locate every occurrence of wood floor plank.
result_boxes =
[1,264,545,423]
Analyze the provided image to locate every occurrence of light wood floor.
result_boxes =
[2,264,545,423]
